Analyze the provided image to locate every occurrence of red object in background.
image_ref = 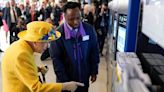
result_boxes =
[26,0,29,3]
[2,19,9,32]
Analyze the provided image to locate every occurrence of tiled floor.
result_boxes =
[0,52,107,92]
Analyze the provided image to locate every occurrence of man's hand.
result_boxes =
[62,81,84,92]
[90,74,97,83]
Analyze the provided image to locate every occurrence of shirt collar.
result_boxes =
[64,22,86,40]
[65,22,78,32]
[66,22,73,31]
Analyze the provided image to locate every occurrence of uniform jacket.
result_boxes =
[96,11,109,29]
[1,39,62,92]
[49,22,100,87]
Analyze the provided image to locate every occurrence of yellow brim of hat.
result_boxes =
[18,30,61,42]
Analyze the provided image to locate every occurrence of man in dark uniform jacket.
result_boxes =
[49,2,100,92]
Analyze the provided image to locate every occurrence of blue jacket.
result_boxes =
[49,22,100,86]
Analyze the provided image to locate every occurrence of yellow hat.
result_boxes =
[18,21,61,42]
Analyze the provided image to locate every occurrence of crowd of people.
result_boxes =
[0,0,109,56]
[0,0,109,92]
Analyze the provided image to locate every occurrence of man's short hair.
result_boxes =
[59,0,67,3]
[102,2,108,6]
[63,2,81,13]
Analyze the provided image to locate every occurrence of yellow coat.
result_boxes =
[1,39,62,92]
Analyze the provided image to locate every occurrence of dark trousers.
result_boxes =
[9,23,16,44]
[98,27,107,54]
[62,86,89,92]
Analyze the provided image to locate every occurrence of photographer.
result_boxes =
[10,17,26,42]
[96,2,109,56]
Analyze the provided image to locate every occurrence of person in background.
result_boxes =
[29,3,39,22]
[1,21,84,92]
[91,2,97,25]
[51,0,66,26]
[11,17,26,42]
[24,0,31,24]
[96,2,109,56]
[19,4,26,20]
[39,0,52,21]
[1,2,10,44]
[0,8,3,52]
[49,2,100,92]
[82,4,94,25]
[3,0,22,44]
[0,8,2,26]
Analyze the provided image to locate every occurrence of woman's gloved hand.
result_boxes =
[62,81,84,92]
[38,65,48,75]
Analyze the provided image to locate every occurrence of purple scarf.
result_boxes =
[64,22,86,81]
[64,22,86,39]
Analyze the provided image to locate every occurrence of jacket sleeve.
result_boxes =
[15,52,62,92]
[90,27,100,75]
[49,39,69,82]
[16,7,22,17]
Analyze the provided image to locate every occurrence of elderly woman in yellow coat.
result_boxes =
[1,21,84,92]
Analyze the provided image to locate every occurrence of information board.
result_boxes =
[117,14,127,52]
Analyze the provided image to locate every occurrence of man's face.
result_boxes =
[42,1,47,8]
[58,1,64,8]
[46,18,53,24]
[26,1,29,6]
[10,0,16,6]
[102,4,107,11]
[19,4,24,10]
[64,7,81,28]
[33,42,48,53]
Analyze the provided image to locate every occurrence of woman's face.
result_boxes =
[19,4,24,10]
[33,42,48,53]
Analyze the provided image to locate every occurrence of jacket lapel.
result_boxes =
[60,25,76,63]
[62,38,75,62]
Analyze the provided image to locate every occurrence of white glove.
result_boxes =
[38,15,43,21]
[50,13,54,20]
[62,81,84,92]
